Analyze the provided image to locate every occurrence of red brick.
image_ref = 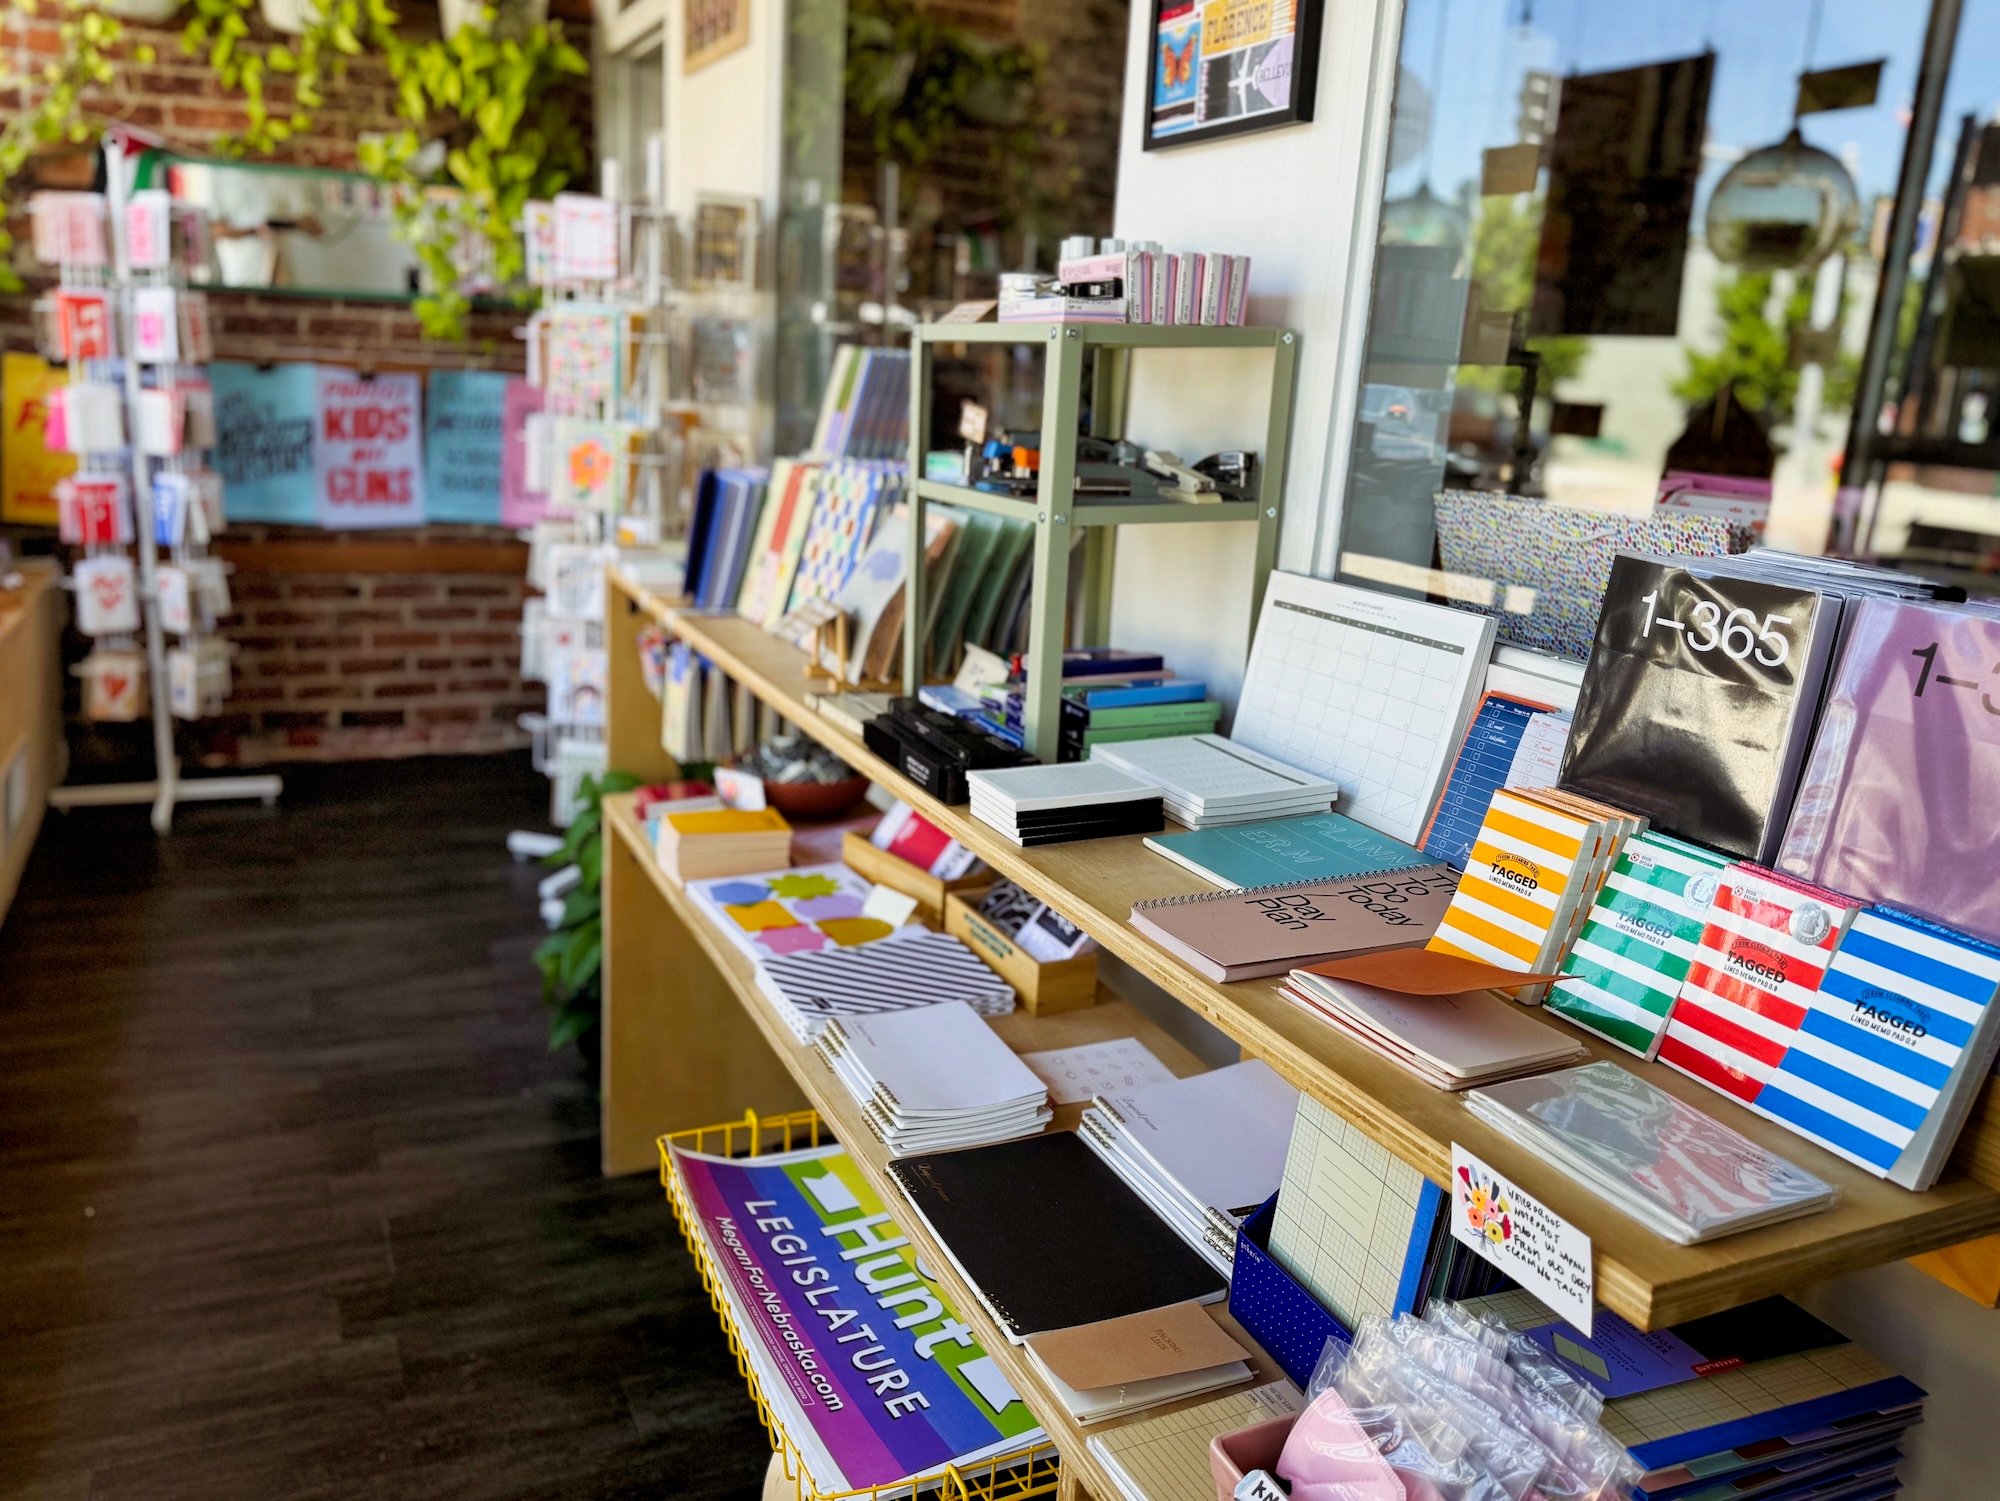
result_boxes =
[486,605,527,624]
[336,656,407,676]
[411,606,478,623]
[371,580,441,600]
[294,633,364,652]
[290,683,351,702]
[446,581,515,599]
[255,659,333,679]
[446,630,516,648]
[374,681,439,699]
[253,609,319,627]
[340,709,407,728]
[414,656,454,672]
[446,677,514,695]
[263,710,332,731]
[288,581,363,601]
[415,705,483,725]
[372,631,441,649]
[333,607,404,626]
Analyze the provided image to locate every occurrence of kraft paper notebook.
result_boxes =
[1128,863,1460,982]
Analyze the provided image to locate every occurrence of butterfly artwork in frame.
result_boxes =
[1144,0,1325,151]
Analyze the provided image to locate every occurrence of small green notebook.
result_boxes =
[1143,812,1428,891]
[1546,831,1726,1058]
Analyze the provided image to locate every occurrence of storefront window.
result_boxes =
[1337,0,2000,654]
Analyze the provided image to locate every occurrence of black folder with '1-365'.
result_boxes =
[885,1131,1226,1344]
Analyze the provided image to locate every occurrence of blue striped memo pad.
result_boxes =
[1756,908,2000,1189]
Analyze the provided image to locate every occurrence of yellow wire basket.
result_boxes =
[659,1110,1065,1501]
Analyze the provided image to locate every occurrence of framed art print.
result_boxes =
[1145,0,1324,150]
[691,193,760,291]
[684,0,749,73]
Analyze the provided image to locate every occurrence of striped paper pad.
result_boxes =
[758,930,1015,1042]
[1660,865,1858,1103]
[1426,787,1639,1001]
[1757,908,2000,1187]
[1548,833,1728,1059]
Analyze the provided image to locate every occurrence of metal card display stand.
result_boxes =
[49,133,281,833]
[902,322,1298,763]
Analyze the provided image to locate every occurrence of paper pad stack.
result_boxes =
[1426,787,1645,1001]
[815,1001,1052,1155]
[1281,965,1586,1090]
[653,805,792,884]
[1464,1061,1835,1244]
[757,929,1015,1042]
[1078,1060,1298,1274]
[1089,734,1339,830]
[966,761,1165,846]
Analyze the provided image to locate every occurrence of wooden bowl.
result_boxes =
[761,774,871,821]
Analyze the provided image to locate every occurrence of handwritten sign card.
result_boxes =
[212,362,320,524]
[1450,1142,1595,1333]
[424,369,508,525]
[314,368,425,529]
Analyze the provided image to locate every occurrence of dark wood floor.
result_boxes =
[0,755,770,1500]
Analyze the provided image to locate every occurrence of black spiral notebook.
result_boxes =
[885,1132,1226,1344]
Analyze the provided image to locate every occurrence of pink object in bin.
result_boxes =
[1210,1414,1296,1501]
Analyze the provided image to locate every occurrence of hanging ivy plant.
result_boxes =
[180,0,394,155]
[0,0,156,293]
[358,6,591,339]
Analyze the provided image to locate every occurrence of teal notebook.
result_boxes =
[1144,813,1429,890]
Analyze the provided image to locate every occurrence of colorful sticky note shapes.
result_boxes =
[757,925,831,955]
[792,894,865,921]
[707,880,773,905]
[725,900,799,933]
[767,872,841,900]
[816,917,895,947]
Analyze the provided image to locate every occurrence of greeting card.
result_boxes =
[74,554,142,636]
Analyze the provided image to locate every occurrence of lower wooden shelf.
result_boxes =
[604,794,1286,1501]
[618,577,2000,1330]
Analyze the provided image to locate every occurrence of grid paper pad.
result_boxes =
[1269,1095,1428,1327]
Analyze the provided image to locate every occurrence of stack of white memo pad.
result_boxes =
[815,1001,1052,1155]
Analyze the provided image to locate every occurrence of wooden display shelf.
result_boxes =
[622,572,2000,1331]
[602,793,1286,1501]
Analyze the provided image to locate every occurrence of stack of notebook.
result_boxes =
[1464,1062,1836,1244]
[1019,1303,1255,1426]
[885,1131,1228,1345]
[1659,861,1861,1104]
[815,1001,1052,1155]
[653,806,793,884]
[1466,1288,1926,1501]
[1779,595,2000,945]
[1562,550,1949,863]
[1280,963,1586,1090]
[1144,811,1427,890]
[1425,787,1646,1001]
[757,929,1015,1042]
[1420,690,1573,870]
[1077,1060,1299,1274]
[1128,862,1459,982]
[1089,735,1340,830]
[1545,831,1730,1060]
[965,761,1166,846]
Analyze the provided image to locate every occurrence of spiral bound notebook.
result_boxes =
[1127,863,1459,982]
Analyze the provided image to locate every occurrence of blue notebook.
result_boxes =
[1143,812,1427,890]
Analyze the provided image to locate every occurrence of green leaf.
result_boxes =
[548,1003,595,1051]
[559,887,601,927]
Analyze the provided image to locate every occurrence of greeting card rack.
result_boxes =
[514,165,699,824]
[44,131,281,834]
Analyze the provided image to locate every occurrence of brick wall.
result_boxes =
[1,6,575,771]
[204,540,541,766]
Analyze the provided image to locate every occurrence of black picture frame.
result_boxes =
[1143,0,1324,151]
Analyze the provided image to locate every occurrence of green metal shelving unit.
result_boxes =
[903,320,1300,763]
